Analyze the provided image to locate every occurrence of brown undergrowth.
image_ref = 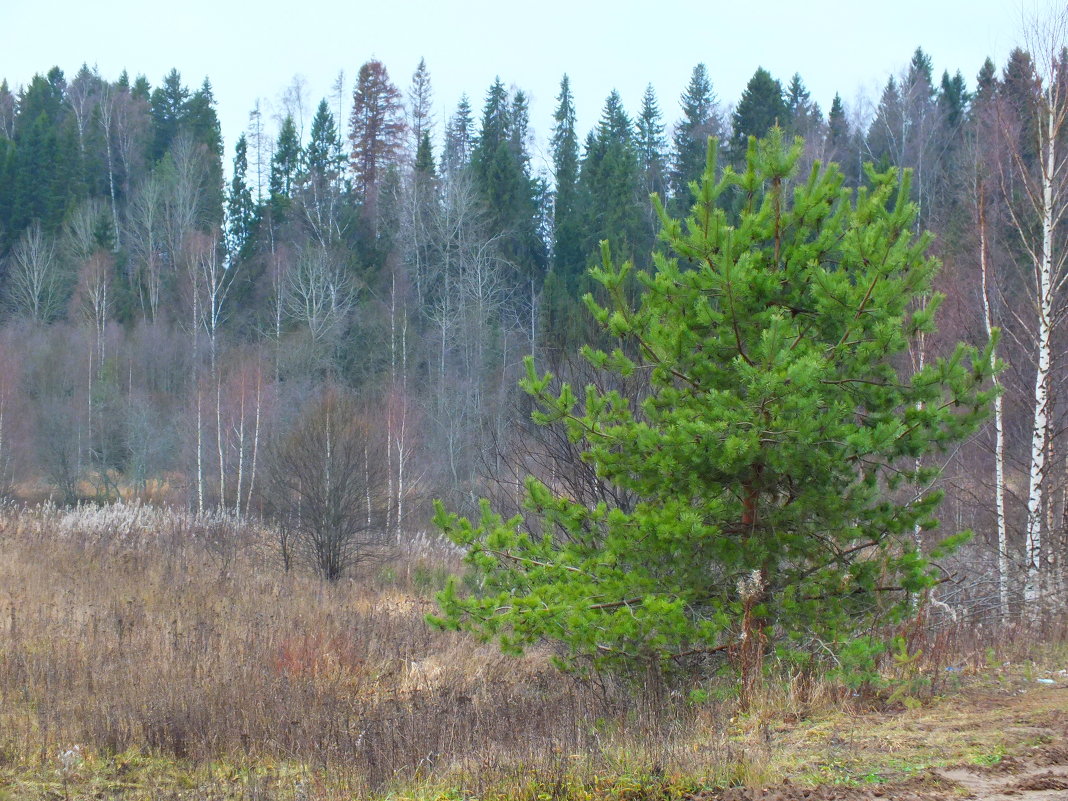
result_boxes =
[0,502,1066,800]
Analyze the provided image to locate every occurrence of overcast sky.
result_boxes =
[0,0,1046,173]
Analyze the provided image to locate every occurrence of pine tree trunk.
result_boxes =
[737,481,765,712]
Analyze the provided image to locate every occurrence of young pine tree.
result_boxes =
[433,130,997,697]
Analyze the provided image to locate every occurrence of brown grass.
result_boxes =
[0,503,710,798]
[1,502,1066,800]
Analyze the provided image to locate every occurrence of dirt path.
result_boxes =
[689,684,1068,801]
[938,759,1068,801]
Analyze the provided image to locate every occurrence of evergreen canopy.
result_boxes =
[433,130,997,677]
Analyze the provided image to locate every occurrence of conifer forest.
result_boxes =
[3,9,1068,800]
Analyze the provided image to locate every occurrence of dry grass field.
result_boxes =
[0,502,1066,800]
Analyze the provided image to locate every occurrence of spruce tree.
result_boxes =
[577,91,642,265]
[433,130,997,693]
[908,47,935,93]
[938,70,970,129]
[269,114,301,207]
[731,67,787,161]
[785,73,821,139]
[414,129,435,178]
[635,84,667,204]
[826,93,854,179]
[408,57,434,156]
[443,94,474,177]
[828,93,849,146]
[304,99,343,184]
[131,75,151,103]
[149,69,189,162]
[670,63,721,211]
[551,75,582,282]
[471,79,546,282]
[226,134,255,259]
[635,84,668,261]
[184,78,225,225]
[975,57,998,102]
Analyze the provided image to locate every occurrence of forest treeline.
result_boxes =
[0,36,1065,615]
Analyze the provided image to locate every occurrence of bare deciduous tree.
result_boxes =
[284,245,356,345]
[998,9,1068,610]
[263,389,388,581]
[6,222,65,322]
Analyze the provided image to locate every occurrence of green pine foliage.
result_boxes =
[433,129,997,679]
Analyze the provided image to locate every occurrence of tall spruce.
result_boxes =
[471,78,546,282]
[731,67,787,161]
[408,58,434,157]
[226,133,255,259]
[551,75,582,281]
[269,114,301,207]
[636,84,668,203]
[826,93,853,175]
[443,94,474,177]
[785,73,821,138]
[670,63,721,210]
[149,69,189,163]
[577,90,642,265]
[939,70,970,129]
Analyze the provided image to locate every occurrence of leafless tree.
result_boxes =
[284,245,356,345]
[280,74,309,141]
[997,9,1068,611]
[126,174,166,320]
[96,83,122,249]
[262,388,389,581]
[6,222,66,322]
[66,64,100,159]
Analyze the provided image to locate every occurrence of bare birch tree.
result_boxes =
[999,10,1068,609]
[6,222,65,322]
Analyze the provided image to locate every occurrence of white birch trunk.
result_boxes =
[234,376,246,517]
[193,279,204,514]
[215,361,225,510]
[396,307,407,537]
[978,192,1010,619]
[1023,121,1056,608]
[245,370,262,517]
[387,270,396,536]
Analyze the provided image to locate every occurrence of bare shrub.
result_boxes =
[261,387,389,580]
